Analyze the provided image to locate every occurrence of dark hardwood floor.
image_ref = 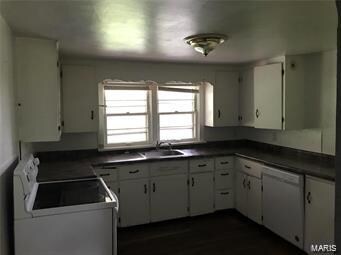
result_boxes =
[118,210,306,255]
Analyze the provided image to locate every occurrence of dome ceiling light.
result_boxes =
[184,33,227,56]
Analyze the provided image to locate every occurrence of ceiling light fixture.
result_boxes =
[184,33,227,56]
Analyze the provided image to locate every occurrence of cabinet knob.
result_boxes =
[256,109,260,118]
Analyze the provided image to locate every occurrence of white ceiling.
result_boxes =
[0,0,337,63]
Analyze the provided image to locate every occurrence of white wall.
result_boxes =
[31,58,239,152]
[0,13,17,255]
[237,51,336,155]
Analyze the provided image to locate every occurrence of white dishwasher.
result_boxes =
[262,166,304,249]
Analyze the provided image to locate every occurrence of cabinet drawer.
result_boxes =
[150,160,188,176]
[119,164,149,180]
[189,158,214,173]
[215,189,234,210]
[94,168,118,182]
[215,170,233,189]
[215,156,234,170]
[235,157,263,178]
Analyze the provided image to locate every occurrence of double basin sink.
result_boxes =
[113,149,185,162]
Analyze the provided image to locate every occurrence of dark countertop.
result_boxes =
[38,160,96,182]
[36,141,335,182]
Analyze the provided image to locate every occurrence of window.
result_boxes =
[158,85,199,142]
[98,81,200,149]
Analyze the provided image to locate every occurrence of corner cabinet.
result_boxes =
[62,65,97,133]
[15,37,61,142]
[238,68,254,127]
[205,71,239,127]
[304,176,335,254]
[254,54,316,130]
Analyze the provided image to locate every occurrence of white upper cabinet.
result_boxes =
[239,68,254,127]
[15,37,61,142]
[253,54,318,130]
[254,63,283,130]
[62,65,97,133]
[205,71,239,127]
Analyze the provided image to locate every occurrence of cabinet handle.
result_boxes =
[247,180,251,190]
[191,177,195,187]
[58,125,61,131]
[256,109,260,118]
[218,110,221,118]
[243,178,246,188]
[244,165,251,169]
[220,191,229,195]
[198,164,207,167]
[102,166,117,170]
[91,110,94,120]
[307,192,312,204]
[144,184,147,194]
[220,161,229,165]
[99,173,110,177]
[153,183,156,193]
[129,170,140,174]
[221,173,230,176]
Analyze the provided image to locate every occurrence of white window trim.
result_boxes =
[98,81,202,150]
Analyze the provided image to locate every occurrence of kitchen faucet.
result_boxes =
[156,140,172,151]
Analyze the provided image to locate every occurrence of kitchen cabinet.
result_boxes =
[15,37,61,142]
[214,156,234,210]
[235,171,248,216]
[254,63,283,130]
[235,158,262,224]
[150,174,188,222]
[62,65,97,133]
[253,54,317,130]
[189,172,214,216]
[205,71,239,127]
[119,179,150,227]
[238,68,254,127]
[304,176,335,253]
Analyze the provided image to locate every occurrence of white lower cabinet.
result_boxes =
[235,171,248,216]
[119,179,150,227]
[246,176,262,224]
[235,171,262,224]
[189,172,214,216]
[215,190,233,210]
[304,176,335,254]
[150,174,188,222]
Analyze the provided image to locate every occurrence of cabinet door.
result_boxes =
[62,65,97,133]
[304,177,335,253]
[150,174,188,222]
[16,38,61,142]
[189,173,214,216]
[214,71,239,126]
[247,176,262,224]
[254,63,283,130]
[119,179,150,227]
[239,68,254,127]
[235,171,248,217]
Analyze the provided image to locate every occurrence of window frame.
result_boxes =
[98,81,201,150]
[155,84,201,143]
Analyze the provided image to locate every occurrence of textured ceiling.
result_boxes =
[0,0,337,63]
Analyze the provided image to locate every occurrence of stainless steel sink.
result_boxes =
[142,149,185,158]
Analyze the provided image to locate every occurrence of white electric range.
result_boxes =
[13,154,119,255]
